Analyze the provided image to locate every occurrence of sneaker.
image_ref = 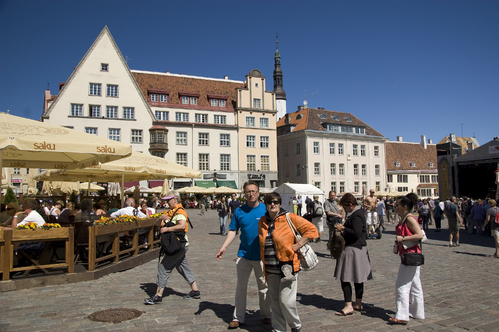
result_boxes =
[183,290,201,299]
[144,294,162,305]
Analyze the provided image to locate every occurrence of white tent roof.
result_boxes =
[273,183,324,195]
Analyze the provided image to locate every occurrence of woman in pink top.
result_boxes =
[390,193,425,325]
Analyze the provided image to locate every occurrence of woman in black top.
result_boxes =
[333,193,372,316]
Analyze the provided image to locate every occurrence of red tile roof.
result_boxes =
[385,142,437,172]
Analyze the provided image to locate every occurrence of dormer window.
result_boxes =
[332,115,340,121]
[179,91,200,105]
[208,94,228,108]
[344,117,352,122]
[148,89,170,103]
[395,161,400,167]
[325,124,339,132]
[409,162,416,167]
[318,114,327,119]
[428,162,434,168]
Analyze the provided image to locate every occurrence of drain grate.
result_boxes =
[88,308,143,323]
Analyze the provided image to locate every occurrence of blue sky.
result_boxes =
[1,0,497,145]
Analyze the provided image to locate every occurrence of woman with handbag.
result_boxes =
[258,192,318,332]
[391,192,425,324]
[333,193,372,316]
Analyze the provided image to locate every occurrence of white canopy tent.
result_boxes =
[273,183,324,216]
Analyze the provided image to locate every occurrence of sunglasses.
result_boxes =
[267,200,280,206]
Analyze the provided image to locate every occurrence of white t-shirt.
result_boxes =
[18,210,46,227]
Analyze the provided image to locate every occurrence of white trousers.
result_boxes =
[233,257,271,323]
[395,264,425,321]
[267,273,301,332]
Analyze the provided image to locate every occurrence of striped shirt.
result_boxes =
[264,219,280,275]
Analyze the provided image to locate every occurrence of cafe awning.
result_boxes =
[216,180,238,190]
[195,180,215,188]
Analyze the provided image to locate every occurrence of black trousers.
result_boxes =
[341,281,364,303]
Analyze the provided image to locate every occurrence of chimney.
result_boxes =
[450,133,456,143]
[396,136,403,142]
[421,135,427,149]
[285,113,290,125]
[224,75,228,80]
[165,71,170,74]
[467,141,474,151]
[428,139,432,144]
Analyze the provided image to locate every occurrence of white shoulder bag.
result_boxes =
[285,213,319,271]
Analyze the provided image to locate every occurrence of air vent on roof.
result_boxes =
[332,115,340,121]
[318,114,327,119]
[409,162,415,167]
[395,161,400,167]
[428,162,434,168]
[344,117,352,122]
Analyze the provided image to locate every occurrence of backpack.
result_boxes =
[495,211,499,227]
[313,201,324,217]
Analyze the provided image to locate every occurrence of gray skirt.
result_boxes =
[334,245,372,283]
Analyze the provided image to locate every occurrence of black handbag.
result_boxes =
[401,252,424,266]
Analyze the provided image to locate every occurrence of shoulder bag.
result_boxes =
[285,213,319,271]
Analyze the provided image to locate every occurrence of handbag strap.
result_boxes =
[401,213,423,251]
[285,213,300,242]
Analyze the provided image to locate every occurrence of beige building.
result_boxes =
[236,70,278,189]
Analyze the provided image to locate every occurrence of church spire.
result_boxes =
[273,33,286,100]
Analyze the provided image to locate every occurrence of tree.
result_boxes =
[3,187,18,205]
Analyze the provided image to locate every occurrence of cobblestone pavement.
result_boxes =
[1,209,498,332]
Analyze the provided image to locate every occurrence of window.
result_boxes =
[375,164,380,176]
[341,126,353,133]
[106,106,118,118]
[155,111,169,120]
[151,131,166,143]
[175,112,189,122]
[220,134,230,147]
[195,114,208,123]
[339,163,345,176]
[182,96,198,105]
[108,128,120,141]
[151,94,158,102]
[362,164,367,176]
[210,99,226,107]
[325,124,340,132]
[198,133,209,146]
[260,136,269,148]
[90,105,101,117]
[409,162,416,167]
[354,164,359,176]
[107,84,118,97]
[123,107,134,119]
[219,99,226,107]
[261,156,270,171]
[332,115,340,121]
[340,182,345,193]
[387,174,393,183]
[313,142,319,154]
[160,94,168,102]
[420,175,431,183]
[253,98,261,109]
[13,168,20,175]
[431,175,438,183]
[131,129,143,143]
[375,182,380,190]
[353,144,358,156]
[285,164,289,177]
[220,154,230,171]
[354,182,359,193]
[428,162,434,168]
[71,104,83,117]
[314,182,321,189]
[85,127,97,135]
[199,154,209,170]
[89,83,101,96]
[296,164,301,176]
[247,155,256,171]
[101,63,108,72]
[152,151,166,158]
[176,153,187,166]
[318,114,327,119]
[214,115,226,124]
[246,135,255,148]
[260,117,269,128]
[362,182,367,192]
[330,163,336,175]
[211,99,218,107]
[329,143,335,154]
[361,145,366,156]
[176,132,187,145]
[398,187,409,192]
[355,127,365,134]
[338,143,344,155]
[374,146,379,157]
[331,182,337,192]
[295,143,301,155]
[26,168,29,174]
[397,174,408,183]
[246,116,255,127]
[314,162,320,175]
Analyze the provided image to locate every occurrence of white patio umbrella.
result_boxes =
[124,185,152,194]
[176,186,211,194]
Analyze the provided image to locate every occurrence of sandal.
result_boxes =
[389,317,408,325]
[353,306,363,311]
[335,310,353,316]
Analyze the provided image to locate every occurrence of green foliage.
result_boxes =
[69,191,77,204]
[3,187,18,205]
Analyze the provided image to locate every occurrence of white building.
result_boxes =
[277,107,387,194]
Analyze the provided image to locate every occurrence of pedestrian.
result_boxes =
[385,196,394,225]
[325,191,342,240]
[433,199,444,232]
[217,196,229,236]
[307,195,324,243]
[228,193,241,221]
[418,200,430,232]
[215,181,271,329]
[377,198,386,231]
[364,190,378,236]
[471,201,486,236]
[200,195,206,216]
[482,199,499,257]
[144,191,200,304]
[296,195,303,216]
[292,196,298,214]
[445,196,463,247]
[334,193,372,316]
[428,198,435,225]
[258,192,317,332]
[390,192,425,325]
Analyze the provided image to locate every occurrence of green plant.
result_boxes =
[69,191,77,205]
[3,187,18,205]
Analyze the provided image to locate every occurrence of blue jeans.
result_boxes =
[219,215,228,235]
[421,215,429,232]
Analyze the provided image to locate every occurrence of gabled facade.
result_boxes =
[42,26,154,152]
[385,136,438,198]
[277,107,387,194]
[236,70,278,189]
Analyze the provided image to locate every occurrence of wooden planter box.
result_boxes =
[12,228,70,242]
[138,218,161,228]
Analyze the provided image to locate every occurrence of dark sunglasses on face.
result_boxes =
[267,200,280,206]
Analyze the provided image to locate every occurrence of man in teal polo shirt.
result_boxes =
[216,181,271,329]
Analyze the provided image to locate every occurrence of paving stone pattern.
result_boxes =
[1,209,498,332]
